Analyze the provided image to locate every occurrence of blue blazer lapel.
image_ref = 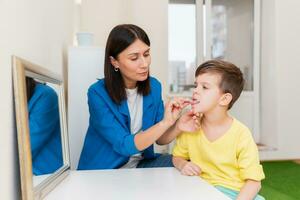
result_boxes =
[118,100,130,117]
[96,83,130,130]
[117,100,130,129]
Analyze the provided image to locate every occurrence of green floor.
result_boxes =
[260,161,300,200]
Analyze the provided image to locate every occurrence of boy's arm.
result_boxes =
[172,130,200,176]
[173,156,189,171]
[236,130,265,199]
[237,179,261,200]
[173,156,201,176]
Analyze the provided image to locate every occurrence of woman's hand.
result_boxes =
[181,161,201,176]
[162,98,191,127]
[176,110,201,132]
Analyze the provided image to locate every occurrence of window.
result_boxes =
[168,0,196,93]
[168,0,256,93]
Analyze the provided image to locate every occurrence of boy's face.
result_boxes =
[192,72,224,113]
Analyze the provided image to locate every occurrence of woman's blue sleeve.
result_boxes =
[88,88,140,156]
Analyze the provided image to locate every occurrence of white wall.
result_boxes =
[260,0,300,160]
[126,0,169,98]
[80,0,168,97]
[80,0,130,47]
[0,0,74,199]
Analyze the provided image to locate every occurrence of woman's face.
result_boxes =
[111,39,151,89]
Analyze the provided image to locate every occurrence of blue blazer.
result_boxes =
[28,84,63,175]
[78,77,164,170]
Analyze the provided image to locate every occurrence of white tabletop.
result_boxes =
[45,168,230,200]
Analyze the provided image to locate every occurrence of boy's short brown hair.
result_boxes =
[195,60,244,109]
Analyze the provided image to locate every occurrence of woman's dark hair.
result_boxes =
[104,24,151,104]
[26,77,37,102]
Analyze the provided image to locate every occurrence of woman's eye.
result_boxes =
[144,53,150,57]
[131,57,138,61]
[203,86,208,89]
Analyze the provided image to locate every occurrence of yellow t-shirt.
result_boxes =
[172,118,265,191]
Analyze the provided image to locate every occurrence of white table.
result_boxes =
[45,168,230,200]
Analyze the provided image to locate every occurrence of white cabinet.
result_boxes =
[68,46,104,169]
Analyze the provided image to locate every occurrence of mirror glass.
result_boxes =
[13,56,70,200]
[25,77,64,186]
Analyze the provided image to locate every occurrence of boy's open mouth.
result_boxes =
[191,99,200,105]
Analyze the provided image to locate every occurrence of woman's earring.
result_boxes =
[114,67,119,72]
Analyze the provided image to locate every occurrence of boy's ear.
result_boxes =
[219,93,232,107]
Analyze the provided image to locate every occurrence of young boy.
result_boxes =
[172,60,265,200]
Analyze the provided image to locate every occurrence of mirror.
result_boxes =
[12,56,70,200]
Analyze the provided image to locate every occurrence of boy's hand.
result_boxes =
[176,110,201,132]
[181,161,201,176]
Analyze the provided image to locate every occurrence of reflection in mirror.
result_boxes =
[13,56,70,200]
[26,77,63,185]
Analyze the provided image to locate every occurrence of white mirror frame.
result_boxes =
[12,56,70,200]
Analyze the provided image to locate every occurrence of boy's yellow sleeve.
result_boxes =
[172,133,190,160]
[237,130,265,181]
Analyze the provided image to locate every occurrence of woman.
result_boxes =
[78,24,191,170]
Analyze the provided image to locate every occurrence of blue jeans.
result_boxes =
[137,154,174,168]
